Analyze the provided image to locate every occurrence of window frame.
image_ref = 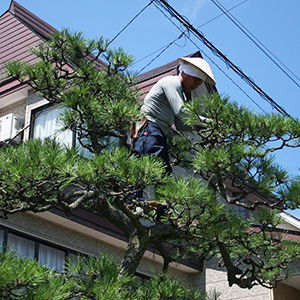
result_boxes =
[29,103,123,155]
[0,224,150,280]
[0,224,80,272]
[29,103,77,148]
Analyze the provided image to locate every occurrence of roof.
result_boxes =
[0,1,56,80]
[8,0,58,39]
[280,211,300,230]
[0,1,106,96]
[136,60,178,99]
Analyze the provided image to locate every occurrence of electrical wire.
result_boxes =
[136,32,186,75]
[198,0,249,29]
[153,0,292,118]
[4,102,50,145]
[133,32,186,67]
[108,1,154,46]
[4,2,156,145]
[151,1,266,113]
[134,1,246,75]
[211,0,300,88]
[4,0,292,147]
[136,41,175,75]
[187,34,267,113]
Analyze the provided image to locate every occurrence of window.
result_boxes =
[7,233,35,259]
[0,229,4,248]
[68,252,80,267]
[0,227,79,272]
[39,244,65,272]
[32,105,73,148]
[31,104,119,156]
[32,104,93,157]
[234,200,247,219]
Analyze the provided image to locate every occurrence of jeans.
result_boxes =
[132,121,170,222]
[132,121,172,174]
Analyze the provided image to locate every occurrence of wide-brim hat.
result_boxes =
[178,57,216,85]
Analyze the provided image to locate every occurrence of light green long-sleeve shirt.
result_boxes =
[141,76,192,135]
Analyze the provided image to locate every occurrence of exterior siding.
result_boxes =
[0,98,26,119]
[0,12,41,78]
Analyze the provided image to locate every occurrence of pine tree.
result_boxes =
[2,29,300,289]
[0,250,207,299]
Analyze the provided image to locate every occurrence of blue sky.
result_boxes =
[1,0,300,217]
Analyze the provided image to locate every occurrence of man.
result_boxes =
[132,56,216,174]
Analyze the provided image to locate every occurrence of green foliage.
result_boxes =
[0,250,72,299]
[3,29,300,290]
[0,251,208,300]
[209,208,300,287]
[180,92,300,210]
[156,175,223,223]
[0,139,78,215]
[75,145,169,201]
[0,139,170,216]
[67,254,133,299]
[277,176,300,209]
[132,272,206,300]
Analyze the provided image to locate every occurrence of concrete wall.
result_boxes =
[0,99,26,119]
[204,258,271,300]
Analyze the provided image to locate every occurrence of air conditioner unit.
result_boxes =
[0,113,24,142]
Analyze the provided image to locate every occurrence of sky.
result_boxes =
[1,0,300,217]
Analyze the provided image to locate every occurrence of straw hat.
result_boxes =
[178,57,216,85]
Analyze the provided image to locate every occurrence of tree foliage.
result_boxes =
[0,250,207,299]
[2,29,300,290]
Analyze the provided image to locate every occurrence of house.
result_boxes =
[0,1,299,299]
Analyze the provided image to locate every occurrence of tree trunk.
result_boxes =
[119,229,150,277]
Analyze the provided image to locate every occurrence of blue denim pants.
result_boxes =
[132,121,172,175]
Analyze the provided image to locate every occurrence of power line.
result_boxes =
[4,2,154,145]
[107,0,261,113]
[133,1,247,77]
[136,39,176,75]
[109,1,154,46]
[151,2,266,113]
[133,32,186,67]
[153,0,292,118]
[4,102,50,145]
[152,1,267,113]
[198,0,248,29]
[136,32,186,75]
[211,0,300,89]
[104,0,284,116]
[188,36,267,114]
